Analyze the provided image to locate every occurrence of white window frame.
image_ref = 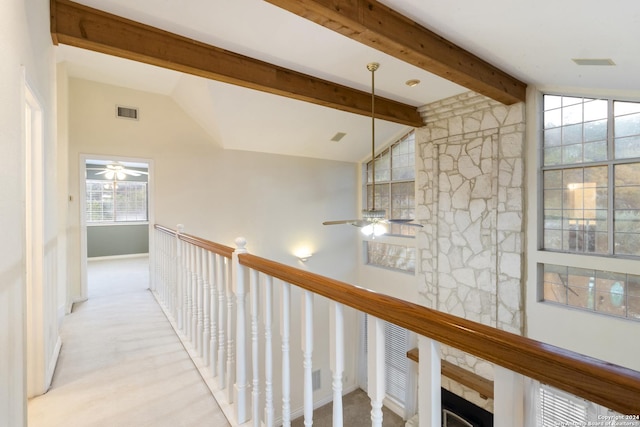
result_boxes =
[362,131,418,273]
[533,92,640,322]
[85,179,149,224]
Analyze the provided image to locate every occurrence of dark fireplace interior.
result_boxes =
[442,388,493,427]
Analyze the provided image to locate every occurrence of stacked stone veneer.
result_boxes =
[415,91,525,411]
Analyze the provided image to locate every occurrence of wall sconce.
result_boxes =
[294,248,313,262]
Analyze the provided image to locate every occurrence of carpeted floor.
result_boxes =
[28,256,230,427]
[291,388,405,427]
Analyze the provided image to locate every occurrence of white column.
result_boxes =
[494,366,524,427]
[280,282,291,427]
[250,268,260,427]
[302,291,314,427]
[330,302,344,427]
[233,237,249,423]
[367,316,385,427]
[263,276,274,427]
[418,336,441,427]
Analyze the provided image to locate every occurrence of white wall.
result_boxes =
[65,77,361,416]
[1,0,60,425]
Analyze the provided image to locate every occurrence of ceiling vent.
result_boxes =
[116,105,139,120]
[330,132,347,142]
[572,58,616,66]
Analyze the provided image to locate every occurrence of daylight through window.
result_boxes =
[541,94,640,319]
[86,180,148,222]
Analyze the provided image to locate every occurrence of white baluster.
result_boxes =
[233,237,249,422]
[251,268,260,427]
[217,255,227,389]
[202,249,211,365]
[264,276,274,427]
[196,247,204,356]
[185,242,194,340]
[368,316,385,427]
[160,232,167,305]
[209,253,219,377]
[302,290,314,427]
[330,302,344,427]
[226,255,235,403]
[494,366,524,427]
[190,244,198,346]
[417,336,441,427]
[281,282,291,427]
[176,224,185,332]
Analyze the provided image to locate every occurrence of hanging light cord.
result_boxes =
[367,62,379,212]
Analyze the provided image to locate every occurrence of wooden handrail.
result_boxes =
[154,224,234,259]
[238,252,640,415]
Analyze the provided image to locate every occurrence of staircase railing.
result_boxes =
[153,224,640,426]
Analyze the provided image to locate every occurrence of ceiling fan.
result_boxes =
[323,63,423,237]
[94,162,148,180]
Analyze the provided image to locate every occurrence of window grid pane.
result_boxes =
[366,241,416,273]
[542,95,640,259]
[86,180,148,223]
[543,167,608,254]
[542,263,640,321]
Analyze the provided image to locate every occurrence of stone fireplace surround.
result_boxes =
[415,91,526,412]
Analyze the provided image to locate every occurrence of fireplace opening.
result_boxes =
[442,388,493,427]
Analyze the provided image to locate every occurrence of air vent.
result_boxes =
[572,58,616,66]
[312,369,321,391]
[330,132,347,142]
[116,105,139,120]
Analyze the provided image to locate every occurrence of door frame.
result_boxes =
[78,154,155,300]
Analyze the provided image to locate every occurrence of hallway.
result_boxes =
[28,257,230,427]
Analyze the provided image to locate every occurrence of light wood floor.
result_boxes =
[28,256,231,427]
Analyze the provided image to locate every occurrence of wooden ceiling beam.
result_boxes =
[264,0,527,105]
[49,0,423,127]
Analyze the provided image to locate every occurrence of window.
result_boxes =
[542,95,640,256]
[363,131,417,272]
[540,95,640,317]
[542,264,640,321]
[365,131,417,237]
[536,383,639,426]
[361,315,415,412]
[86,180,148,222]
[366,241,416,273]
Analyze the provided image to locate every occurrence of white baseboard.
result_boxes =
[45,336,62,392]
[88,253,149,262]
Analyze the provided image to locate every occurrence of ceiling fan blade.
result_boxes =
[386,219,424,227]
[323,219,362,225]
[122,169,148,176]
[94,170,109,175]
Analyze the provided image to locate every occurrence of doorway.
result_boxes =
[24,81,45,397]
[79,155,154,299]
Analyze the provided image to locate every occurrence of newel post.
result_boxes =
[233,237,250,424]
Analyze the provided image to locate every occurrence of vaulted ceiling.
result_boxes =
[53,0,640,162]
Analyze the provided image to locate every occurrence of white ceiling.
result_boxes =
[56,0,640,162]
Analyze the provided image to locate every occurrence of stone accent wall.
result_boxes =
[415,91,525,410]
